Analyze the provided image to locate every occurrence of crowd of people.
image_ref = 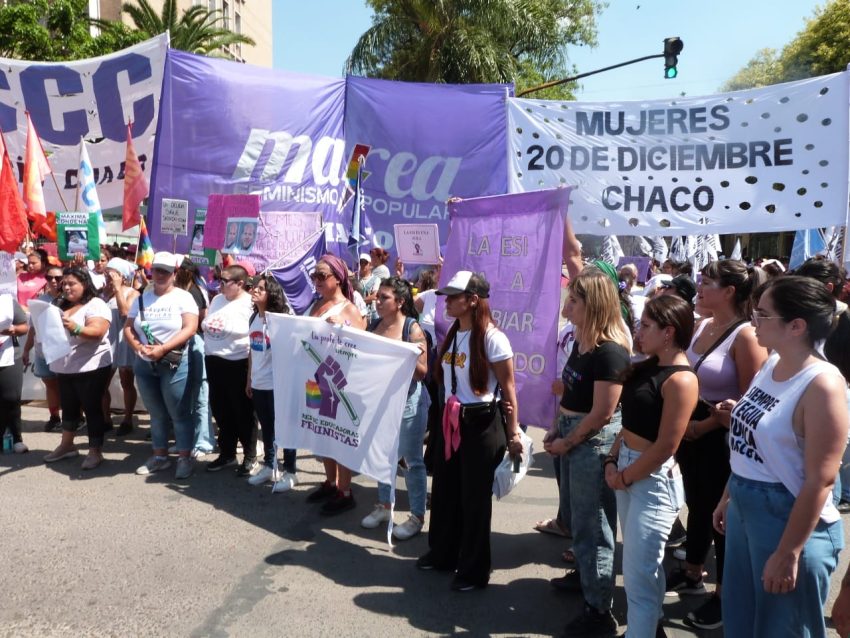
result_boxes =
[3,227,850,637]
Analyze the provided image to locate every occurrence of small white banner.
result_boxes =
[508,72,850,235]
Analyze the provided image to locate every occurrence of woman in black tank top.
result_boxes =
[606,295,698,637]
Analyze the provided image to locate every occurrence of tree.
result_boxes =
[722,0,850,90]
[111,0,255,58]
[0,0,141,61]
[346,0,603,99]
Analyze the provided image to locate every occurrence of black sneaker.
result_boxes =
[550,569,582,592]
[838,499,850,513]
[450,576,483,592]
[560,604,617,637]
[43,415,61,432]
[116,421,133,436]
[665,568,706,597]
[416,552,454,572]
[320,490,356,516]
[236,457,258,477]
[684,593,722,630]
[666,518,687,548]
[306,480,338,503]
[206,455,238,472]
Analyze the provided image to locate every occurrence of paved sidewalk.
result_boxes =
[1,402,845,637]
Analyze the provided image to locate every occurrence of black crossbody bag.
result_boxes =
[138,294,185,370]
[690,319,746,421]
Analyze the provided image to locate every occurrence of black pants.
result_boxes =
[252,388,296,473]
[205,355,257,459]
[57,365,113,448]
[675,428,730,582]
[0,359,23,443]
[428,404,506,586]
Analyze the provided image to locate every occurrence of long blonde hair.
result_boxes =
[570,268,631,353]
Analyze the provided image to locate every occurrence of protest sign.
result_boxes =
[0,35,167,211]
[248,211,322,271]
[438,188,568,428]
[160,198,189,235]
[394,224,441,265]
[269,231,326,315]
[204,194,261,249]
[617,256,652,283]
[57,212,100,261]
[267,314,420,485]
[28,300,71,364]
[221,217,258,255]
[508,73,850,235]
[188,208,217,267]
[0,253,16,297]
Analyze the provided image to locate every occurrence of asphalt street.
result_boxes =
[2,402,847,637]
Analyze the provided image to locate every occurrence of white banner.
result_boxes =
[267,314,420,485]
[509,73,850,235]
[28,299,71,364]
[0,35,168,212]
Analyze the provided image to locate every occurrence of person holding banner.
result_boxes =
[125,252,199,480]
[44,268,113,470]
[246,273,297,489]
[22,265,65,432]
[418,271,523,591]
[304,254,367,515]
[605,295,698,637]
[544,267,631,635]
[0,294,29,454]
[360,277,430,540]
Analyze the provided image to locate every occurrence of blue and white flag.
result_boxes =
[789,228,826,270]
[79,140,107,244]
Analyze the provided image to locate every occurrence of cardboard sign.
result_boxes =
[188,208,218,267]
[160,198,189,235]
[204,194,260,249]
[393,224,441,265]
[0,253,17,297]
[57,212,100,261]
[221,217,259,256]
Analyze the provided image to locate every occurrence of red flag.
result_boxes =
[0,133,29,253]
[32,211,57,241]
[123,122,148,230]
[23,112,51,221]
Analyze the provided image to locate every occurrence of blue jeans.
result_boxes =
[559,411,621,611]
[616,442,684,637]
[252,388,296,473]
[134,351,195,453]
[723,474,843,638]
[189,335,214,453]
[378,382,429,518]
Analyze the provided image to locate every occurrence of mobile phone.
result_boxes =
[697,397,714,413]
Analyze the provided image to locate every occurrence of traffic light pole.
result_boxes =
[517,53,665,97]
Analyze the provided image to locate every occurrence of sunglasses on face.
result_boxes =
[310,271,333,282]
[46,275,63,282]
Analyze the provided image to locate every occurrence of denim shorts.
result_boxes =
[32,354,56,379]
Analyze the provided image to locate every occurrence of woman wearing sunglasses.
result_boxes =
[713,276,847,638]
[22,265,65,432]
[304,254,366,515]
[125,252,199,479]
[44,268,113,469]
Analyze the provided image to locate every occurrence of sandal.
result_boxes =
[533,518,571,538]
[562,549,576,564]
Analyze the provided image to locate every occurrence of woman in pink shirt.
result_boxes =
[17,249,48,309]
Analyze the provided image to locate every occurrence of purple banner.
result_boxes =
[438,188,569,428]
[269,232,326,316]
[149,50,345,256]
[342,77,510,254]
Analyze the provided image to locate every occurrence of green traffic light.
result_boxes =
[665,66,678,79]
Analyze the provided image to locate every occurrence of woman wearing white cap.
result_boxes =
[418,270,523,591]
[124,251,199,480]
[101,258,140,435]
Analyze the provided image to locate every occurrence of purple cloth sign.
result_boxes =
[617,256,652,283]
[342,77,510,253]
[438,188,569,428]
[149,50,345,255]
[269,231,326,316]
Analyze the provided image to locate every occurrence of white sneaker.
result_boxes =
[174,457,194,480]
[361,504,392,529]
[191,448,209,459]
[136,456,172,475]
[248,465,274,486]
[271,471,298,493]
[392,514,424,540]
[673,547,686,561]
[13,442,28,454]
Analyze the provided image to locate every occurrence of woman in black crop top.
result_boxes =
[606,296,698,637]
[543,266,631,634]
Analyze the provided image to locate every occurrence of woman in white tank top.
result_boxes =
[713,276,848,638]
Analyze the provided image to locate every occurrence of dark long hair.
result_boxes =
[622,295,694,383]
[380,277,417,319]
[437,296,493,396]
[702,259,766,317]
[253,273,290,314]
[755,276,837,347]
[795,257,845,299]
[60,267,98,309]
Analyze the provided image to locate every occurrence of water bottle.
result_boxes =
[2,431,12,454]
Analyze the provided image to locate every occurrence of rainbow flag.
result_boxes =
[305,380,322,410]
[136,215,154,269]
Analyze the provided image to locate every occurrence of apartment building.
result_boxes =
[92,0,273,67]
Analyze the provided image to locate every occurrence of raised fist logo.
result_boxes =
[315,355,347,419]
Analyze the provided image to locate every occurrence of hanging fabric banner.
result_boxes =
[438,188,568,428]
[268,230,326,315]
[0,35,168,212]
[508,73,850,235]
[267,314,420,485]
[342,77,510,252]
